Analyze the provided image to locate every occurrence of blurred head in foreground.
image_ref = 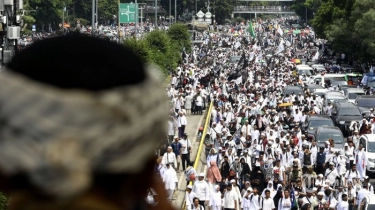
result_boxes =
[0,35,171,210]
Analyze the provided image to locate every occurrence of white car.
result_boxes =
[358,194,375,210]
[358,134,375,173]
[344,88,365,103]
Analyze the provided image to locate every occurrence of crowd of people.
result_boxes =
[153,16,375,210]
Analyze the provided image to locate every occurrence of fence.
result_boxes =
[182,101,213,210]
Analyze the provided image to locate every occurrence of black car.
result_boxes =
[304,115,335,136]
[355,95,375,117]
[315,126,344,149]
[331,102,363,136]
[284,86,304,96]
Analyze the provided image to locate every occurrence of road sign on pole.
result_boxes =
[119,3,138,23]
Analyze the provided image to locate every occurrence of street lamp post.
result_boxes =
[174,0,177,23]
[92,0,95,35]
[155,0,158,28]
[169,0,171,25]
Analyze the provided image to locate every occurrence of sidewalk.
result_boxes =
[172,113,205,209]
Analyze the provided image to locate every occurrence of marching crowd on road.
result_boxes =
[151,16,375,210]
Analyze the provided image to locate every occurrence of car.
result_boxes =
[311,64,325,69]
[323,91,347,107]
[306,84,324,93]
[358,194,375,210]
[313,89,329,97]
[284,86,304,96]
[358,134,375,173]
[304,116,335,136]
[331,102,363,136]
[340,64,356,73]
[309,74,347,87]
[328,77,348,87]
[339,85,357,92]
[355,95,375,117]
[344,88,365,103]
[314,126,344,149]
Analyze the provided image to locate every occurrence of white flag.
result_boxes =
[235,41,241,49]
[277,26,284,36]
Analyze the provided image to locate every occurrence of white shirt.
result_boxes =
[278,197,292,210]
[179,139,192,154]
[248,194,262,210]
[336,201,349,210]
[162,152,177,166]
[262,197,275,210]
[178,115,187,127]
[357,188,371,203]
[224,189,238,209]
[192,180,210,201]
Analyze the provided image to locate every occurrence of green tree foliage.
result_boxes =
[22,0,118,31]
[123,28,183,75]
[308,0,375,62]
[124,38,151,63]
[213,0,234,24]
[167,23,191,53]
[145,30,180,74]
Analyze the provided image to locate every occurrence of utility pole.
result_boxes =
[135,0,137,37]
[155,0,157,28]
[91,0,95,35]
[95,0,98,26]
[0,0,22,65]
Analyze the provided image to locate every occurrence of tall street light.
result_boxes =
[169,0,171,25]
[155,0,158,28]
[175,0,176,23]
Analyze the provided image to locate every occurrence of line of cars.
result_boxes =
[288,63,375,176]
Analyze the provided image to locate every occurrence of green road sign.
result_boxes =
[119,3,138,23]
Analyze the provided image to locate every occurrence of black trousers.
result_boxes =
[181,153,190,170]
[224,208,235,210]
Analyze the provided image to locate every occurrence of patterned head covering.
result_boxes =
[0,35,168,199]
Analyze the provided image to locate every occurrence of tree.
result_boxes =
[145,30,180,75]
[213,0,234,24]
[123,38,151,63]
[167,23,191,53]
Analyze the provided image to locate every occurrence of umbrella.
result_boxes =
[291,59,301,63]
[278,102,293,107]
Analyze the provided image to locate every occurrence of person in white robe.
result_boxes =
[209,185,222,210]
[355,144,368,181]
[262,181,277,198]
[185,185,197,210]
[162,163,178,202]
[241,188,252,210]
[231,179,242,210]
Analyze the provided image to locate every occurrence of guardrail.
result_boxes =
[182,101,213,210]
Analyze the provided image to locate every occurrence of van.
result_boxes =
[358,134,375,173]
[309,74,347,87]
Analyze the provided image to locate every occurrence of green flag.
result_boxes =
[247,21,256,38]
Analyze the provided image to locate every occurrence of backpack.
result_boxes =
[303,153,312,165]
